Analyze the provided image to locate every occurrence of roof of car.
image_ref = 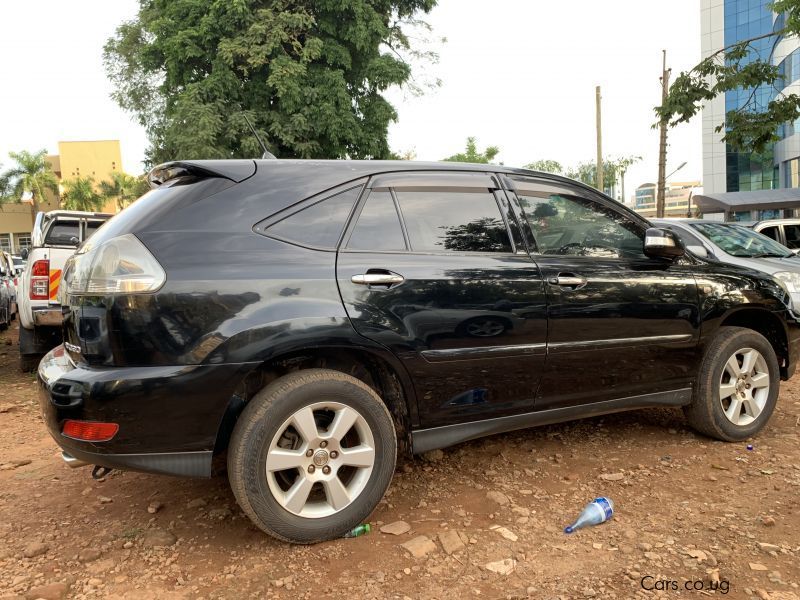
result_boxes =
[43,210,113,219]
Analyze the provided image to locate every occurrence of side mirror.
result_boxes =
[686,245,709,258]
[644,227,685,260]
[20,248,28,260]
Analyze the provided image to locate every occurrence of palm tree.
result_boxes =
[99,171,149,210]
[62,176,104,211]
[0,165,14,204]
[3,150,59,218]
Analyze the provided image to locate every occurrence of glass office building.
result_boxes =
[702,0,800,200]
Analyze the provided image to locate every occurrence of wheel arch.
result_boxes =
[213,344,415,458]
[718,308,789,379]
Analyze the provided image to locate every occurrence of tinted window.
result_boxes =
[759,225,779,241]
[347,191,406,251]
[45,222,80,246]
[395,191,512,253]
[514,184,644,258]
[785,224,800,249]
[266,186,361,249]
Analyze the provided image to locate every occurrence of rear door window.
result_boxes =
[346,191,406,251]
[394,190,512,253]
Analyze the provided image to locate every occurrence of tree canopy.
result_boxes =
[443,137,500,164]
[99,172,150,210]
[1,150,59,217]
[655,0,800,153]
[62,176,104,212]
[104,0,438,166]
[525,155,641,200]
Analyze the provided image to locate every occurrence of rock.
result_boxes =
[23,542,49,558]
[422,449,444,462]
[758,542,781,552]
[489,525,518,542]
[644,552,662,561]
[762,516,776,527]
[98,496,113,504]
[592,542,602,550]
[438,530,465,555]
[142,528,177,548]
[623,529,637,540]
[749,562,769,571]
[24,582,69,600]
[11,459,31,468]
[599,472,624,481]
[484,558,516,575]
[638,542,652,551]
[147,502,163,514]
[380,521,411,536]
[0,404,13,413]
[401,536,437,558]
[207,507,232,520]
[187,498,206,509]
[486,491,510,506]
[78,548,102,562]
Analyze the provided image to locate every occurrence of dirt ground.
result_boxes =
[1,321,799,600]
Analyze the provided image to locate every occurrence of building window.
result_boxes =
[785,157,800,188]
[0,234,10,253]
[15,233,31,253]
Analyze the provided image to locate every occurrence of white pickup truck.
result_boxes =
[18,210,112,370]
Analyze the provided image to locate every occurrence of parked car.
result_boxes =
[39,160,800,543]
[2,251,19,320]
[18,210,112,370]
[744,218,800,250]
[651,219,800,305]
[0,252,14,330]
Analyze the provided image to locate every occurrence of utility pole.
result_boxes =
[656,50,671,219]
[596,86,604,193]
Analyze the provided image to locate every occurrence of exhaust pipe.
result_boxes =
[61,451,89,469]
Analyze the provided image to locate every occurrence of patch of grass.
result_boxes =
[120,527,143,540]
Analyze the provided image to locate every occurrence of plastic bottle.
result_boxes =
[342,523,371,538]
[564,497,614,534]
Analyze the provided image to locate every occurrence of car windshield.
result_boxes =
[690,222,793,258]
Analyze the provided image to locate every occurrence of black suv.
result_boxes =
[39,160,799,543]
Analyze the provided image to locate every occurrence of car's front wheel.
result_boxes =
[228,369,397,543]
[684,326,779,441]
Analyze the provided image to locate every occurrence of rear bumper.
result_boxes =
[38,345,256,477]
[32,307,62,326]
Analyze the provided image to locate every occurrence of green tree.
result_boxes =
[2,150,59,219]
[563,155,641,200]
[99,172,150,210]
[443,137,500,164]
[524,159,563,174]
[62,177,104,212]
[0,166,14,203]
[655,0,800,152]
[104,0,438,165]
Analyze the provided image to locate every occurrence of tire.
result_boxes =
[18,326,41,373]
[228,368,398,544]
[683,326,779,441]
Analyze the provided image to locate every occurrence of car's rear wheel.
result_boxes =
[683,326,779,441]
[227,368,397,543]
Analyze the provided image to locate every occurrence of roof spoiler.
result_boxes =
[148,160,257,188]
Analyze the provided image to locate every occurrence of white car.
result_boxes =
[652,218,800,304]
[17,210,111,370]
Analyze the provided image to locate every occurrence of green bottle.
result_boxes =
[343,523,371,538]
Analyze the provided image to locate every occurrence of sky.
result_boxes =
[0,0,703,202]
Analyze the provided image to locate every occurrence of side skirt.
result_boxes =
[410,388,692,454]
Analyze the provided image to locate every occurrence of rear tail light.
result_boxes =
[30,259,50,300]
[66,234,165,295]
[62,420,119,442]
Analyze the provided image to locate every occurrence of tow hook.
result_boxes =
[91,465,112,479]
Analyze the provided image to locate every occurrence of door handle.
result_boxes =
[351,272,405,286]
[547,275,587,288]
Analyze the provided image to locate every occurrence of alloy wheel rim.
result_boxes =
[467,319,505,337]
[719,347,770,427]
[265,401,375,518]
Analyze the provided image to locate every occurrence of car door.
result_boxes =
[336,171,548,428]
[502,175,700,410]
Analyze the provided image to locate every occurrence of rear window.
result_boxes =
[45,222,80,246]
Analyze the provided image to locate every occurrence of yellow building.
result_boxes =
[0,140,123,253]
